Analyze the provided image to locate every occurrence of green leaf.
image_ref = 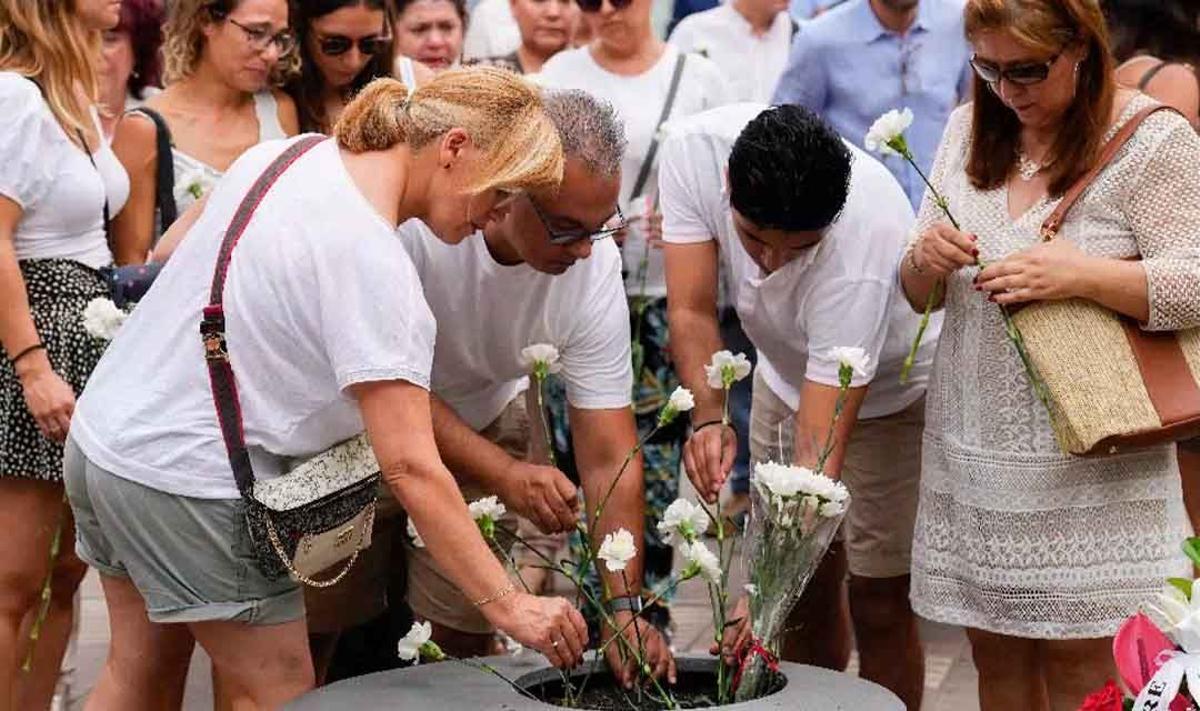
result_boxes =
[1184,537,1200,568]
[1168,577,1194,600]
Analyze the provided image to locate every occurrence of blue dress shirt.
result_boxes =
[772,0,972,208]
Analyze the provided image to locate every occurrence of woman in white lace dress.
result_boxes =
[901,1,1200,708]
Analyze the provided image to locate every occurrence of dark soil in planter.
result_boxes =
[516,660,787,710]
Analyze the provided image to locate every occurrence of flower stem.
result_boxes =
[533,374,557,467]
[22,495,65,673]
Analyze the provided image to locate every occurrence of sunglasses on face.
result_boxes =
[316,32,391,57]
[969,49,1065,86]
[528,195,627,245]
[574,0,632,13]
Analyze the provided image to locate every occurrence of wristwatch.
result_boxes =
[605,595,644,615]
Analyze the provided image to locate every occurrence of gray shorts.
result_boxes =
[64,437,304,626]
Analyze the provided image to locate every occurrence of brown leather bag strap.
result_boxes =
[1040,105,1179,240]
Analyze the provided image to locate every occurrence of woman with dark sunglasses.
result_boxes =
[287,0,432,135]
[108,0,300,266]
[902,0,1200,708]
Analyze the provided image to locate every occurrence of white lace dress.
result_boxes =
[910,94,1200,639]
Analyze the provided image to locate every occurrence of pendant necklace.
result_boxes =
[1016,151,1043,181]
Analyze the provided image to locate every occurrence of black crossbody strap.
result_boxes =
[200,136,325,498]
[132,107,179,235]
[629,52,688,201]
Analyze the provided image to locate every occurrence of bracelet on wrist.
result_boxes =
[692,419,728,434]
[473,581,516,608]
[905,243,926,275]
[9,343,45,367]
[604,595,644,615]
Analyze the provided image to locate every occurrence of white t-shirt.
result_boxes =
[73,137,436,499]
[668,5,794,104]
[0,73,128,269]
[402,222,633,431]
[462,0,520,61]
[536,45,733,298]
[659,103,940,420]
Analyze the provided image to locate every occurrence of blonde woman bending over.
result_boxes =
[67,68,582,710]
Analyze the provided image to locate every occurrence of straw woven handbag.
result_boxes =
[1011,105,1200,456]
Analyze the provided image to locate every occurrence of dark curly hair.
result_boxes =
[116,0,165,99]
[287,0,395,133]
[1103,0,1200,64]
[728,104,852,232]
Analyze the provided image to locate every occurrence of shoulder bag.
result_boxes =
[1011,105,1200,456]
[200,135,380,586]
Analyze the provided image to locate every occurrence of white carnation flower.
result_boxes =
[744,583,759,597]
[828,346,871,378]
[1147,579,1200,653]
[668,387,695,413]
[519,343,562,375]
[704,350,753,389]
[752,461,809,499]
[657,498,710,544]
[468,496,507,521]
[818,500,846,518]
[82,298,129,341]
[397,620,433,662]
[683,540,722,584]
[864,108,914,157]
[598,528,637,573]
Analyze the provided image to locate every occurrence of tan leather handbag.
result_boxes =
[1011,105,1200,456]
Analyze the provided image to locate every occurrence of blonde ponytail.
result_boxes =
[335,78,411,152]
[333,67,563,196]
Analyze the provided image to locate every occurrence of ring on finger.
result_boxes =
[551,638,560,648]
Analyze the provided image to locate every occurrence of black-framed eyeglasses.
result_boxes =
[227,16,296,55]
[315,31,392,57]
[574,0,633,13]
[969,49,1065,87]
[527,195,627,245]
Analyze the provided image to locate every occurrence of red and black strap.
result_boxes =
[201,135,325,499]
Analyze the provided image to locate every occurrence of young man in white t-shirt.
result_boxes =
[661,103,940,709]
[401,90,676,686]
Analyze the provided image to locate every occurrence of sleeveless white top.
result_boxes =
[171,91,286,214]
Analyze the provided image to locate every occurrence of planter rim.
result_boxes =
[288,654,905,710]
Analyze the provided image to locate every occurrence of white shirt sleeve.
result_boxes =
[659,132,716,244]
[311,234,437,392]
[559,251,634,411]
[0,75,57,209]
[802,276,892,388]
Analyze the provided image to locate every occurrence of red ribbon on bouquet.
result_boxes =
[732,638,780,693]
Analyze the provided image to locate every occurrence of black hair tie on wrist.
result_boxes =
[692,419,727,434]
[9,343,45,366]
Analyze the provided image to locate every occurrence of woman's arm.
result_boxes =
[0,197,76,440]
[150,195,207,263]
[109,113,159,265]
[352,378,588,668]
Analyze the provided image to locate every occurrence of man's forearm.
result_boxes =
[667,305,726,421]
[792,381,868,478]
[571,407,645,600]
[430,395,516,493]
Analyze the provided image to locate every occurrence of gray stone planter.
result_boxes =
[288,655,905,710]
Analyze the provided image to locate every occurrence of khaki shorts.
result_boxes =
[748,370,924,579]
[405,395,529,635]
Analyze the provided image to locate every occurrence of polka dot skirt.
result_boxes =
[1,259,109,481]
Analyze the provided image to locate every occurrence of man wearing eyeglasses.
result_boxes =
[661,102,938,709]
[398,90,676,686]
[771,0,971,209]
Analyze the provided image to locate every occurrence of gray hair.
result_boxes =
[541,90,626,179]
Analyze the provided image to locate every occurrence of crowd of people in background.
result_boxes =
[1,0,1199,709]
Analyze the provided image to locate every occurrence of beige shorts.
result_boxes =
[748,370,924,579]
[405,394,530,635]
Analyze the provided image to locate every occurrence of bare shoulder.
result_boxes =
[111,107,160,160]
[271,88,301,136]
